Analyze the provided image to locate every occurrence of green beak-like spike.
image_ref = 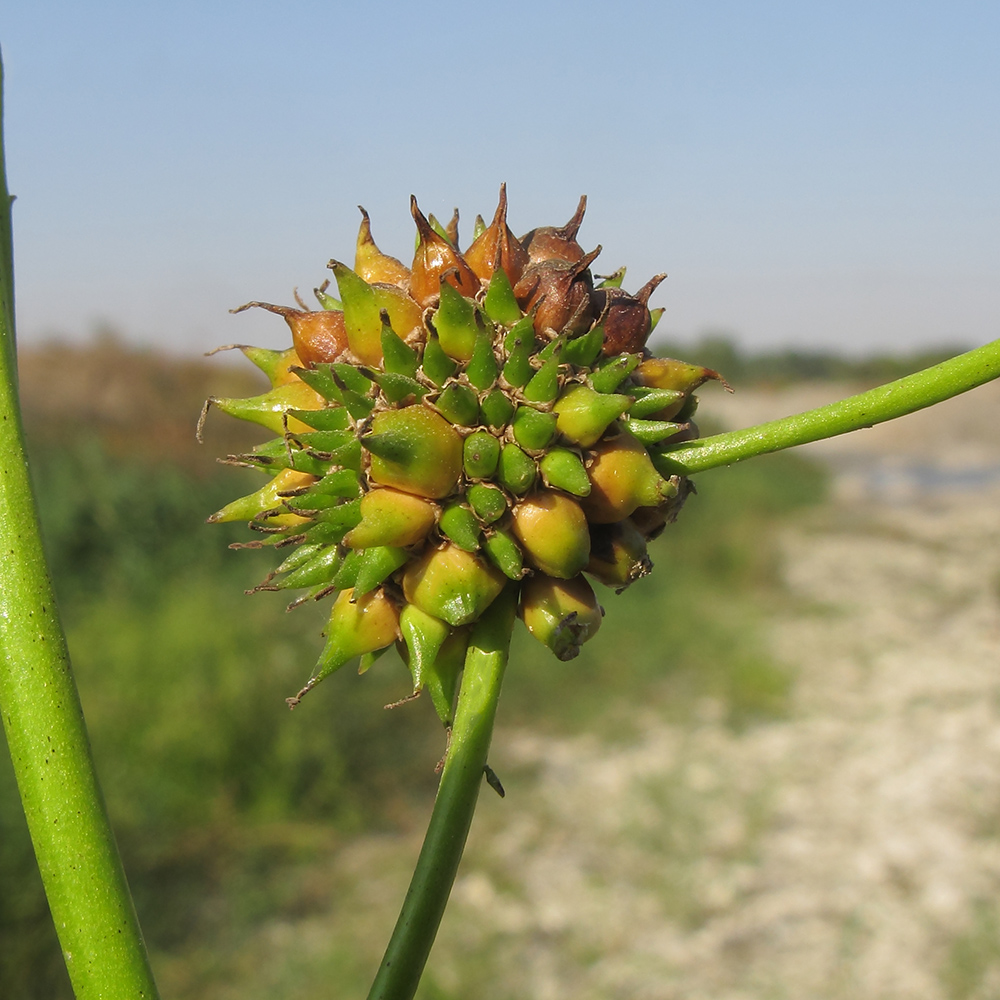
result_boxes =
[381,317,419,377]
[463,431,501,479]
[467,483,508,524]
[648,306,664,333]
[423,629,469,726]
[236,345,301,387]
[482,528,525,580]
[314,286,342,311]
[590,353,640,393]
[562,324,605,368]
[333,548,364,590]
[596,267,626,289]
[274,544,343,590]
[511,406,558,452]
[435,383,480,426]
[206,381,328,436]
[466,324,500,390]
[553,384,632,447]
[498,443,536,495]
[539,448,591,496]
[522,341,563,403]
[353,546,409,598]
[439,504,482,552]
[472,214,487,240]
[329,260,383,366]
[294,588,401,703]
[399,604,451,692]
[483,267,522,325]
[312,469,363,498]
[358,646,390,675]
[628,387,686,419]
[373,372,426,404]
[420,333,457,387]
[275,543,324,575]
[623,418,684,445]
[285,405,351,432]
[480,388,516,429]
[434,281,478,361]
[501,317,536,388]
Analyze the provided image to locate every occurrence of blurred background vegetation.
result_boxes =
[3,333,958,998]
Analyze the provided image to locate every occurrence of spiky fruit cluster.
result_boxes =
[204,188,726,721]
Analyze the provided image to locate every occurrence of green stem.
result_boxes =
[0,52,160,999]
[655,337,1000,475]
[366,586,518,1000]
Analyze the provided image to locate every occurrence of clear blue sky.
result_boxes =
[3,1,998,355]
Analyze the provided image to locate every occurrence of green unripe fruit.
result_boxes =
[482,528,524,580]
[399,603,451,692]
[511,406,558,452]
[433,282,478,360]
[582,431,677,523]
[344,487,438,549]
[466,325,500,390]
[483,267,522,325]
[511,492,590,579]
[590,353,639,393]
[463,431,501,479]
[520,574,603,661]
[329,260,383,366]
[623,417,684,445]
[353,545,409,598]
[467,483,508,523]
[364,405,463,499]
[553,384,631,447]
[480,388,516,429]
[539,448,591,496]
[439,503,481,551]
[421,333,457,387]
[435,383,480,426]
[522,341,563,403]
[497,444,536,495]
[208,468,317,526]
[402,543,506,627]
[628,387,686,419]
[290,587,401,704]
[586,519,652,590]
[501,317,536,387]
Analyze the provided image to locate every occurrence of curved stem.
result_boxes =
[655,338,1000,475]
[0,53,160,999]
[366,586,518,1000]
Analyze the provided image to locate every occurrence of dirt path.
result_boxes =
[433,380,1000,999]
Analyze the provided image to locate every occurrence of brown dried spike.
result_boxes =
[355,207,412,288]
[444,208,460,248]
[514,245,601,338]
[595,273,668,356]
[409,196,481,307]
[464,183,529,286]
[229,301,349,367]
[520,194,588,265]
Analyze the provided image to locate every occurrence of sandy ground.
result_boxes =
[429,379,1000,999]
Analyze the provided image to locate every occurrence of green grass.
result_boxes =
[0,426,827,998]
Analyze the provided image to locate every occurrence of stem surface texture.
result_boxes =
[0,51,160,999]
[657,338,1000,475]
[366,586,517,1000]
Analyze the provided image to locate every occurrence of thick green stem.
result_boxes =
[366,586,518,1000]
[0,52,160,999]
[655,338,1000,475]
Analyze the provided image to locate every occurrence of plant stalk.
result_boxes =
[656,338,1000,475]
[366,586,518,1000]
[0,51,160,999]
